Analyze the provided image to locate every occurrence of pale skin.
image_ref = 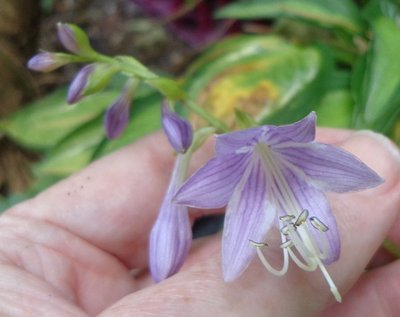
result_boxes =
[0,128,400,317]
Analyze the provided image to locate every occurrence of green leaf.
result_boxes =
[183,35,333,127]
[34,92,162,177]
[353,17,400,132]
[216,0,364,34]
[34,116,105,176]
[0,89,119,150]
[362,0,400,24]
[316,90,353,128]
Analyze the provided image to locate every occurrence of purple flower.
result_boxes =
[149,109,194,282]
[27,52,70,72]
[175,112,383,301]
[149,154,192,282]
[162,101,193,153]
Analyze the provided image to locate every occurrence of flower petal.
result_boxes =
[216,127,264,155]
[149,202,191,282]
[216,112,316,155]
[223,157,276,281]
[174,153,251,208]
[149,154,192,282]
[276,143,383,193]
[161,101,193,153]
[282,168,339,264]
[270,112,316,143]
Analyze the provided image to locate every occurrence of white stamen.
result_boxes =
[310,216,329,232]
[279,214,295,222]
[250,240,268,247]
[281,224,296,235]
[294,209,309,227]
[255,143,342,302]
[253,234,289,276]
[280,239,294,248]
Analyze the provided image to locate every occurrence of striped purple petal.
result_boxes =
[149,154,192,282]
[216,127,263,155]
[223,157,276,281]
[269,112,316,143]
[275,142,384,193]
[174,153,251,208]
[282,167,340,264]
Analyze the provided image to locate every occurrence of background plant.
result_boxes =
[1,0,400,213]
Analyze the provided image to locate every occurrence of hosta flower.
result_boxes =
[149,102,193,282]
[175,112,382,301]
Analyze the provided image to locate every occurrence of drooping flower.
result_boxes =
[149,102,193,282]
[174,112,383,301]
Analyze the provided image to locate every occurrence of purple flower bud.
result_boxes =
[67,64,94,104]
[149,154,192,282]
[57,23,93,56]
[103,87,132,139]
[162,101,193,153]
[27,52,70,72]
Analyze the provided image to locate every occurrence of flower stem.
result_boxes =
[383,239,400,258]
[185,99,229,133]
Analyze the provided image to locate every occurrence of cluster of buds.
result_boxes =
[28,23,185,139]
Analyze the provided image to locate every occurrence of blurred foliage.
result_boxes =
[1,0,400,211]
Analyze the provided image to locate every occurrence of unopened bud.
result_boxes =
[27,52,71,72]
[103,79,138,139]
[57,22,94,56]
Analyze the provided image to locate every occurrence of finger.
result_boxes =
[7,132,212,269]
[98,131,400,317]
[319,260,400,317]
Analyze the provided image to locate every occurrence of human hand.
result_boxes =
[0,129,399,317]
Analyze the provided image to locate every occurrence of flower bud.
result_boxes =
[67,63,118,104]
[27,52,71,72]
[67,64,94,104]
[161,101,193,153]
[57,22,94,56]
[149,154,192,282]
[103,79,138,139]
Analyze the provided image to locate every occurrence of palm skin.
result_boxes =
[0,129,399,317]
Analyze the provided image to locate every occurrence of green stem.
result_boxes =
[383,239,400,258]
[92,53,229,132]
[185,99,229,133]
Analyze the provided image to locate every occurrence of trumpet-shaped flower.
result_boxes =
[149,102,193,282]
[174,112,383,301]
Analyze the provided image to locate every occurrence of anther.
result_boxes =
[280,239,294,249]
[249,240,268,247]
[294,209,309,227]
[310,216,329,232]
[281,224,296,235]
[279,214,295,222]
